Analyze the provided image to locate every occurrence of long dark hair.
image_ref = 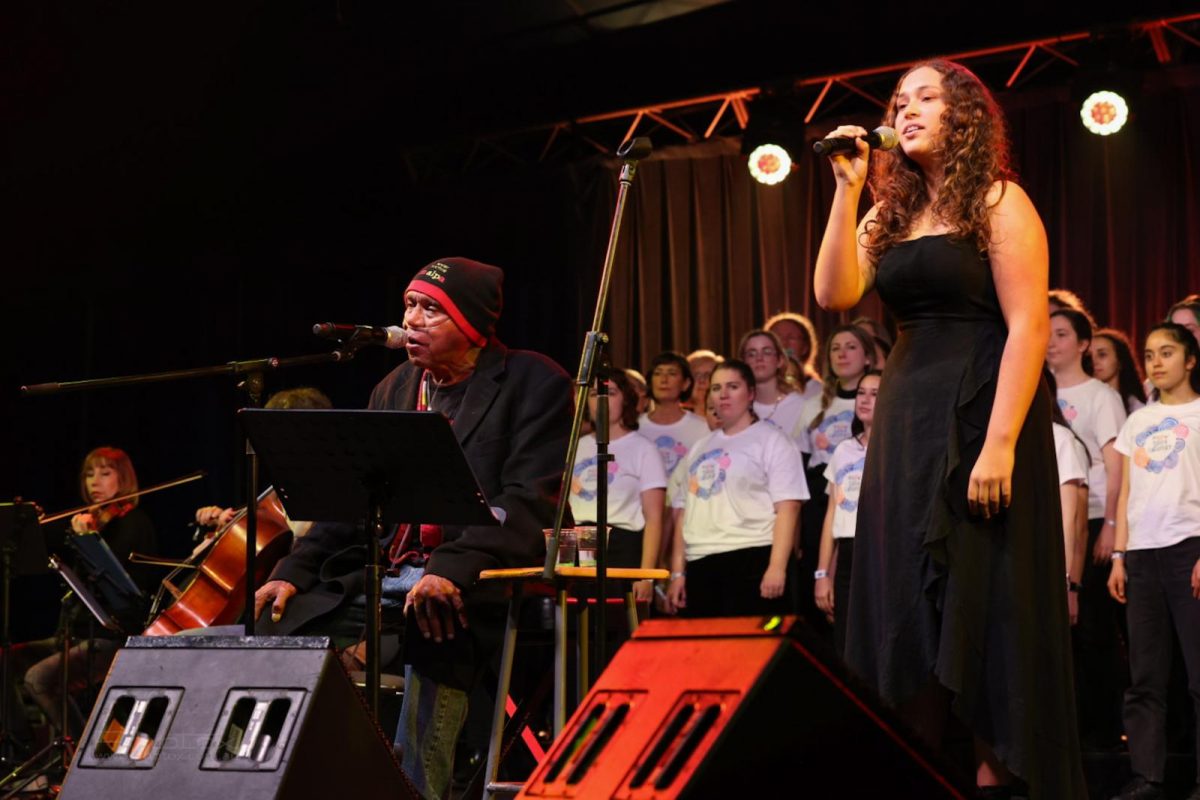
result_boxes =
[1145,322,1200,400]
[810,325,876,430]
[1051,308,1094,375]
[864,59,1015,262]
[1093,328,1147,413]
[850,370,883,439]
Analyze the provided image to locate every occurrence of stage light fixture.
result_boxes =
[747,143,793,185]
[741,89,804,187]
[1080,90,1129,136]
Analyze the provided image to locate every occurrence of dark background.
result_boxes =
[4,1,1199,637]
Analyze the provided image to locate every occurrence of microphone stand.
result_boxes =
[21,348,362,637]
[544,137,652,678]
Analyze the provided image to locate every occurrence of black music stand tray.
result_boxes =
[239,409,498,721]
[67,534,144,633]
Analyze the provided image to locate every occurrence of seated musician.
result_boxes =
[252,257,573,800]
[14,447,157,740]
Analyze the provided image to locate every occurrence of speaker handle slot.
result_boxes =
[217,698,256,761]
[121,697,169,760]
[94,696,136,759]
[251,698,292,762]
[654,703,721,790]
[565,703,630,785]
[628,703,694,789]
[545,703,606,783]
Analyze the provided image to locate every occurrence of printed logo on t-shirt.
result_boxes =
[834,457,865,512]
[1057,398,1078,423]
[571,456,619,501]
[653,436,690,474]
[1133,417,1189,474]
[811,410,854,455]
[688,448,730,500]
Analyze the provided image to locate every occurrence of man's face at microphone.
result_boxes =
[403,290,473,370]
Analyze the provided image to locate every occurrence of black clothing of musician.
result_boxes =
[255,258,573,799]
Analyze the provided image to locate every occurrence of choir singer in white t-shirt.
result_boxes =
[668,360,809,617]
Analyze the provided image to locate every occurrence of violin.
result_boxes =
[70,498,136,534]
[40,471,205,533]
[142,487,293,636]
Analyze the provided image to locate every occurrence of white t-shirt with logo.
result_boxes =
[823,436,867,540]
[570,432,668,531]
[752,391,807,443]
[794,394,857,466]
[1052,422,1088,486]
[1114,397,1200,551]
[1056,378,1127,518]
[673,422,810,561]
[637,412,712,479]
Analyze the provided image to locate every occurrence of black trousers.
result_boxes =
[796,464,831,636]
[1073,517,1129,747]
[1123,536,1200,782]
[833,538,854,657]
[684,545,789,618]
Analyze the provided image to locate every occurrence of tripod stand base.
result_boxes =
[0,737,73,799]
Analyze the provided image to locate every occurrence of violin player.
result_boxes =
[10,447,156,741]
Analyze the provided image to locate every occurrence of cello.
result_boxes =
[142,487,293,635]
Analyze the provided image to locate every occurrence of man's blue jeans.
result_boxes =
[395,665,469,800]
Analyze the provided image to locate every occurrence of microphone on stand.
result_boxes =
[812,126,898,157]
[312,323,408,349]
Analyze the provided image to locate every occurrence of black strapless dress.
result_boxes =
[845,235,1086,799]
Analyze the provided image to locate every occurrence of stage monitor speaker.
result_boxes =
[518,616,968,799]
[59,635,417,800]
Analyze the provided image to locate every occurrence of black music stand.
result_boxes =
[67,534,144,633]
[239,409,497,720]
[0,527,146,795]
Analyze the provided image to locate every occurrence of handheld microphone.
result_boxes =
[812,126,898,157]
[312,323,408,349]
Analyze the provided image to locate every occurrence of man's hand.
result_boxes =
[254,580,298,622]
[405,575,468,643]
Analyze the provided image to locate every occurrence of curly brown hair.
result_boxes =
[864,60,1015,262]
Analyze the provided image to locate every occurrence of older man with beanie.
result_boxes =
[254,257,573,799]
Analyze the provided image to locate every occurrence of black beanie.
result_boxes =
[407,257,504,347]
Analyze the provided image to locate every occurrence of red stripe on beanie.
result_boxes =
[407,280,488,347]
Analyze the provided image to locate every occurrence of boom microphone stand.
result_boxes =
[21,345,369,638]
[544,136,652,676]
